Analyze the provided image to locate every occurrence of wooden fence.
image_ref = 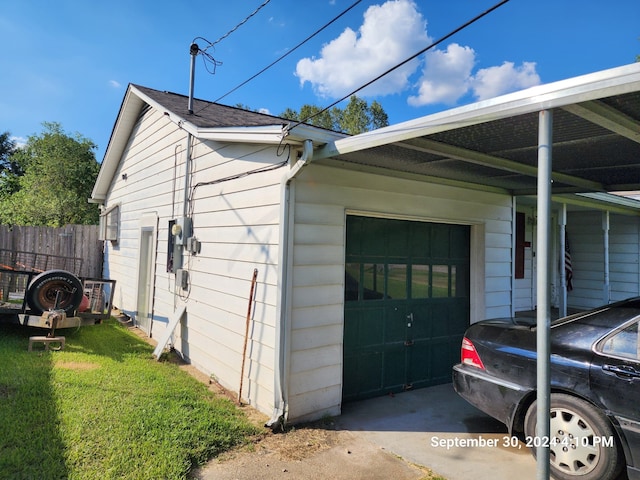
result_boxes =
[0,225,103,278]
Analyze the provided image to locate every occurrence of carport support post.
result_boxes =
[536,109,553,480]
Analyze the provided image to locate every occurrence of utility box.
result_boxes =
[176,269,189,290]
[172,217,192,246]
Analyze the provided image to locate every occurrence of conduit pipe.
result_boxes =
[267,139,314,429]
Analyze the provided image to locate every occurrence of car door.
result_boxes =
[590,318,640,470]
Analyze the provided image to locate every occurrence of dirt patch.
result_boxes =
[0,384,15,399]
[54,361,100,371]
[219,418,346,463]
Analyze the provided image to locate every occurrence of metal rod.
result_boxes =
[239,268,258,404]
[536,109,553,480]
[603,211,610,304]
[188,43,198,114]
[559,204,567,317]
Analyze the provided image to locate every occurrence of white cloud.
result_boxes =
[471,61,541,100]
[10,136,27,149]
[108,80,122,89]
[295,0,429,98]
[409,53,541,107]
[408,43,475,106]
[295,0,541,107]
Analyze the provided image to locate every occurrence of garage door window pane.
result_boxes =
[363,264,385,300]
[453,264,469,297]
[432,265,449,297]
[412,265,430,298]
[345,263,361,301]
[387,264,408,299]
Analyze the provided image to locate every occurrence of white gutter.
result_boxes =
[267,139,314,429]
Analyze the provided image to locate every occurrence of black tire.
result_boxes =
[26,270,84,315]
[524,393,623,480]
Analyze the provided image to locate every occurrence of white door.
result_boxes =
[136,215,157,335]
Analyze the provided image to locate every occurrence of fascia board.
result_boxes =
[195,125,288,144]
[91,86,145,202]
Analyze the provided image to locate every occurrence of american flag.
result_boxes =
[565,232,573,291]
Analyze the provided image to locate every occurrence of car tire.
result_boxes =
[26,270,84,315]
[524,393,623,480]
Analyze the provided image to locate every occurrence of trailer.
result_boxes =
[0,249,115,335]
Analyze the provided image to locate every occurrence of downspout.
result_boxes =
[267,139,314,429]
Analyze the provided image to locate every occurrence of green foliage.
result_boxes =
[280,95,390,134]
[0,122,100,226]
[0,320,260,479]
[0,132,21,198]
[0,131,19,174]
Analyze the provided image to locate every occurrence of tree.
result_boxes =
[0,122,101,227]
[0,132,18,173]
[279,95,389,134]
[0,132,21,197]
[369,100,389,130]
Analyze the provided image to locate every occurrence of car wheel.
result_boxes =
[524,393,623,480]
[26,270,84,315]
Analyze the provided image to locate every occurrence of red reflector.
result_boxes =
[461,337,485,370]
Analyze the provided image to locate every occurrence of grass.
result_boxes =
[0,319,260,480]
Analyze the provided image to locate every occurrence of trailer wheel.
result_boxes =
[26,270,84,315]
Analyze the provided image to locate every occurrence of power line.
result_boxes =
[194,0,363,115]
[190,1,273,75]
[205,0,272,50]
[288,0,511,133]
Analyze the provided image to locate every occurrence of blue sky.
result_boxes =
[1,0,638,161]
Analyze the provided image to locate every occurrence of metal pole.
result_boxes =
[188,43,199,114]
[603,211,610,304]
[536,109,553,480]
[239,268,258,405]
[559,204,567,317]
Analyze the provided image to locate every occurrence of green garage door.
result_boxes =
[343,216,470,402]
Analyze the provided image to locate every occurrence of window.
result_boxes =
[600,321,640,360]
[100,205,120,242]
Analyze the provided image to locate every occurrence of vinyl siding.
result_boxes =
[102,107,284,415]
[567,211,640,309]
[609,214,640,302]
[286,164,513,422]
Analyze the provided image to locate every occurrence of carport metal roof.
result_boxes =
[314,62,640,199]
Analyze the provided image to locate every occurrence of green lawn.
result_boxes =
[0,319,260,480]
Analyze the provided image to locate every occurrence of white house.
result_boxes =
[91,62,640,426]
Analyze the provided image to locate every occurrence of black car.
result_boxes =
[453,297,640,480]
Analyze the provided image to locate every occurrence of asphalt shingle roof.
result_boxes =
[133,84,289,129]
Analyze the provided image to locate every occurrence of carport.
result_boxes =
[313,62,640,479]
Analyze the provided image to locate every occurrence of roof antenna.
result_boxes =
[188,43,199,114]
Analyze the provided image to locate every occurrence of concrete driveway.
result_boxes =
[199,383,538,480]
[335,383,536,480]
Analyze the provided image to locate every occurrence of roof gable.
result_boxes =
[91,84,345,202]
